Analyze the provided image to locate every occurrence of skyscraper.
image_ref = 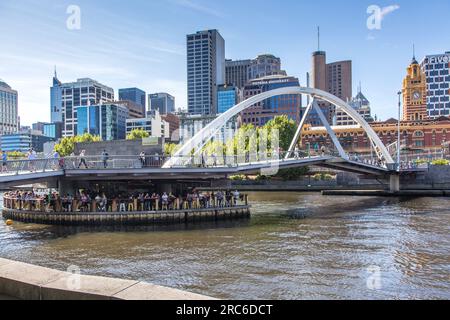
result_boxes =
[149,93,175,114]
[225,59,252,89]
[50,75,115,137]
[326,60,352,102]
[420,51,450,118]
[119,88,146,114]
[225,54,287,91]
[187,29,225,115]
[0,79,19,135]
[50,69,63,123]
[310,50,352,125]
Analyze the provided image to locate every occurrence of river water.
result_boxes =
[0,192,449,300]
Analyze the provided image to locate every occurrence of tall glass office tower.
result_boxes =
[217,85,238,114]
[187,29,225,115]
[149,93,175,114]
[77,104,128,141]
[118,88,146,114]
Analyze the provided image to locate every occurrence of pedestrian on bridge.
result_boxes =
[101,150,109,169]
[78,150,88,169]
[1,150,7,173]
[139,151,146,167]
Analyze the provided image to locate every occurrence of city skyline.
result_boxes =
[1,0,450,125]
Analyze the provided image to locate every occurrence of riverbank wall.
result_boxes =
[0,258,213,300]
[216,166,450,193]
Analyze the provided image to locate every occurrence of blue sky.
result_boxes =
[1,0,449,126]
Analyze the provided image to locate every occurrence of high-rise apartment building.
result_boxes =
[77,103,128,141]
[327,60,352,102]
[0,79,19,135]
[119,88,146,114]
[242,75,302,127]
[420,52,450,118]
[187,29,225,115]
[149,93,175,114]
[51,76,115,137]
[310,50,352,126]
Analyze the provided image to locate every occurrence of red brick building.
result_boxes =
[300,117,450,154]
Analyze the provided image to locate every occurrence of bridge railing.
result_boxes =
[61,152,319,170]
[0,158,61,176]
[0,150,395,176]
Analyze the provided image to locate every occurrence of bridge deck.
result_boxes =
[0,155,420,188]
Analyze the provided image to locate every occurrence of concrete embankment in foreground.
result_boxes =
[0,258,214,300]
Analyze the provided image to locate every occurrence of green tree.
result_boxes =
[264,115,297,152]
[7,151,26,159]
[164,143,181,156]
[54,133,101,157]
[126,129,150,141]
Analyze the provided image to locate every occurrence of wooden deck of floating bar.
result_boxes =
[1,206,251,226]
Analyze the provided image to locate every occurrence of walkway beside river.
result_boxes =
[0,258,213,300]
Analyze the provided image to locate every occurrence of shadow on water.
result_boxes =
[283,196,423,220]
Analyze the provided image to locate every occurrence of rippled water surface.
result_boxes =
[1,192,449,299]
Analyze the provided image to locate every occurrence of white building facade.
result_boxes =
[126,110,170,140]
[0,80,19,135]
[51,76,115,137]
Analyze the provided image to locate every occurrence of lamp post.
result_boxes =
[397,91,402,172]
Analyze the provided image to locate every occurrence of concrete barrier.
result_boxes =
[0,258,214,300]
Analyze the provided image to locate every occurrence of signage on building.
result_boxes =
[142,137,159,146]
[428,55,450,64]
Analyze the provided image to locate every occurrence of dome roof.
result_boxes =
[0,79,11,89]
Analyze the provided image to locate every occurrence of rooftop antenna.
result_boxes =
[413,43,416,60]
[317,26,320,51]
[54,65,57,78]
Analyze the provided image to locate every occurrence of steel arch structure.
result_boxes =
[164,86,395,168]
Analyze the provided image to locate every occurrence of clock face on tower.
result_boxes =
[413,91,421,101]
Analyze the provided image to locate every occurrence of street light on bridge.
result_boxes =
[397,91,402,172]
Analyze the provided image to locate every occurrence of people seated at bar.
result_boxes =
[2,189,247,213]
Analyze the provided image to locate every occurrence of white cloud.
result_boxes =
[173,0,225,18]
